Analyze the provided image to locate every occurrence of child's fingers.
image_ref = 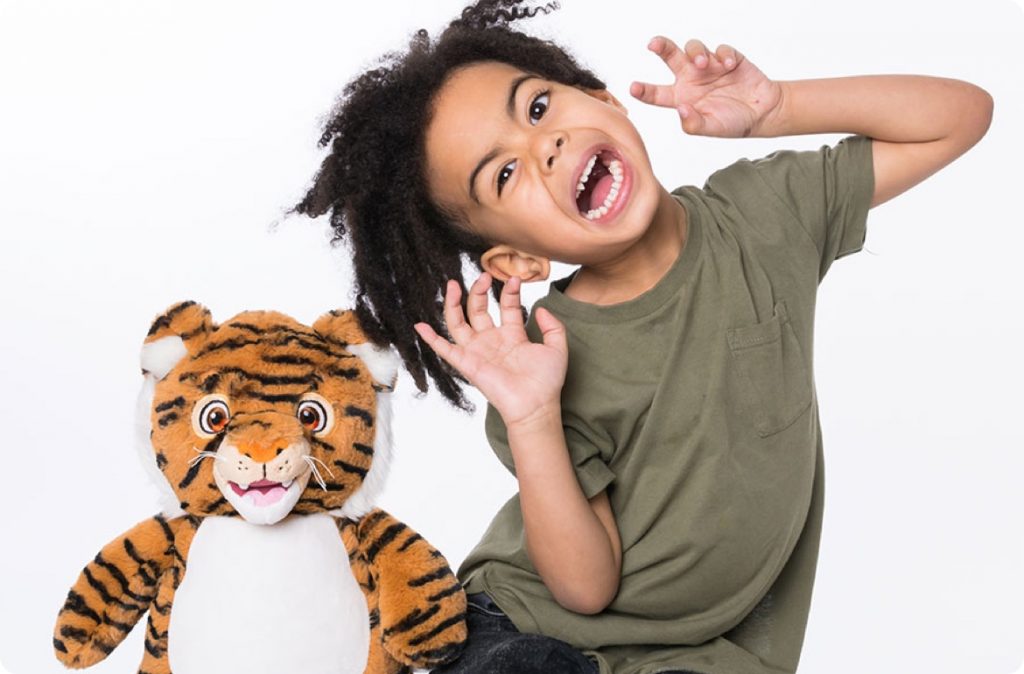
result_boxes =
[683,38,711,69]
[647,35,689,76]
[714,43,742,70]
[414,322,454,360]
[466,272,495,331]
[678,103,708,136]
[629,81,676,108]
[498,276,524,328]
[442,280,474,343]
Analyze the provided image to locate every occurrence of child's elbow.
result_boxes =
[552,577,620,615]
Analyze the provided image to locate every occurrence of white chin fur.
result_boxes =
[332,390,392,519]
[216,470,310,525]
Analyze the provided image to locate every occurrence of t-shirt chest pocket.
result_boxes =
[725,300,813,437]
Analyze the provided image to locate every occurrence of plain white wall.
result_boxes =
[1,1,1021,673]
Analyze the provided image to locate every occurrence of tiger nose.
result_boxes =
[238,439,290,464]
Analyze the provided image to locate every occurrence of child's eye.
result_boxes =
[497,160,517,195]
[529,91,550,125]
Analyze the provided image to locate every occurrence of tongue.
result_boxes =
[588,174,615,212]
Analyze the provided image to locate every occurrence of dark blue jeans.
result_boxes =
[431,594,700,674]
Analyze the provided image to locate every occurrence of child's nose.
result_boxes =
[534,131,567,172]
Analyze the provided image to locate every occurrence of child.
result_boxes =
[295,1,992,672]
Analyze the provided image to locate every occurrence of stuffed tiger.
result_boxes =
[53,301,467,674]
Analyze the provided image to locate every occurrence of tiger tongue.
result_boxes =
[586,173,616,212]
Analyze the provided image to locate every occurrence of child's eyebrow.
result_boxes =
[467,74,539,204]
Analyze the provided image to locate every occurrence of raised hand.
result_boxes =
[414,273,568,428]
[630,37,783,138]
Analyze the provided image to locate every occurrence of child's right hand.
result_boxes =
[414,273,568,428]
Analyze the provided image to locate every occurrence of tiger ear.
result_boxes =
[313,309,399,391]
[140,301,214,379]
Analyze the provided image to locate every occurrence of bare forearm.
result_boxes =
[508,406,621,614]
[758,75,992,145]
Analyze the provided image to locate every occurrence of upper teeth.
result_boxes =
[576,154,625,221]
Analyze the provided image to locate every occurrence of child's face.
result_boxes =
[425,61,662,274]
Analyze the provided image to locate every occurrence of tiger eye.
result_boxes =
[300,408,320,427]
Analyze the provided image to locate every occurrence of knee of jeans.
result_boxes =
[489,635,594,674]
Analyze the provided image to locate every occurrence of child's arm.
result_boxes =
[415,274,622,614]
[631,37,993,207]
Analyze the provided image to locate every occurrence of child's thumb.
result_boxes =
[535,307,568,353]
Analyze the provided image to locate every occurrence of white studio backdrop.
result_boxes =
[1,1,1021,673]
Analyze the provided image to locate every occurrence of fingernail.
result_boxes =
[725,58,734,68]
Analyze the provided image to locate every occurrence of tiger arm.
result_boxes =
[53,515,183,669]
[357,509,468,670]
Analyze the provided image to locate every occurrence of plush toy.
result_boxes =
[53,301,467,674]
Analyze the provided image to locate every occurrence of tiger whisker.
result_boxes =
[302,455,328,491]
[188,451,223,468]
[306,455,336,480]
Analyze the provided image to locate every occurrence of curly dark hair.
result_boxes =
[293,0,605,411]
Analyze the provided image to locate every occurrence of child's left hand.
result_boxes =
[630,37,783,138]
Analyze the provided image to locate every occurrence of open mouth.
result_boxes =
[229,479,293,507]
[574,148,626,221]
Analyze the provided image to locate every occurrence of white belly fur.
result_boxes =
[168,514,369,674]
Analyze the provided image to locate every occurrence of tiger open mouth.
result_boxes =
[229,479,294,506]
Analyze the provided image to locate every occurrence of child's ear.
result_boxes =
[585,88,628,115]
[481,245,551,283]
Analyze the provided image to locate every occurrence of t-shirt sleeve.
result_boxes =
[702,134,875,282]
[484,405,616,499]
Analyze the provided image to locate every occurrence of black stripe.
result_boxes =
[147,301,196,336]
[155,453,168,469]
[407,567,452,588]
[368,607,380,629]
[154,516,182,565]
[364,522,408,563]
[144,637,163,657]
[326,366,360,380]
[53,637,67,653]
[427,582,464,602]
[154,396,185,412]
[407,611,468,647]
[344,405,374,426]
[333,460,368,479]
[397,532,423,552]
[59,625,89,642]
[202,496,228,514]
[312,437,337,453]
[262,354,314,366]
[82,566,137,611]
[62,590,102,624]
[201,373,221,392]
[195,337,262,357]
[352,442,374,456]
[92,638,115,655]
[383,604,440,637]
[157,412,179,428]
[410,640,466,665]
[178,436,222,489]
[106,616,134,634]
[152,598,171,616]
[272,334,353,359]
[93,552,149,602]
[181,366,322,388]
[240,391,301,404]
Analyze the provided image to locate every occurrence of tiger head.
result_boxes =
[135,301,398,525]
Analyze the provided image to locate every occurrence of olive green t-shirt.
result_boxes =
[459,135,875,674]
